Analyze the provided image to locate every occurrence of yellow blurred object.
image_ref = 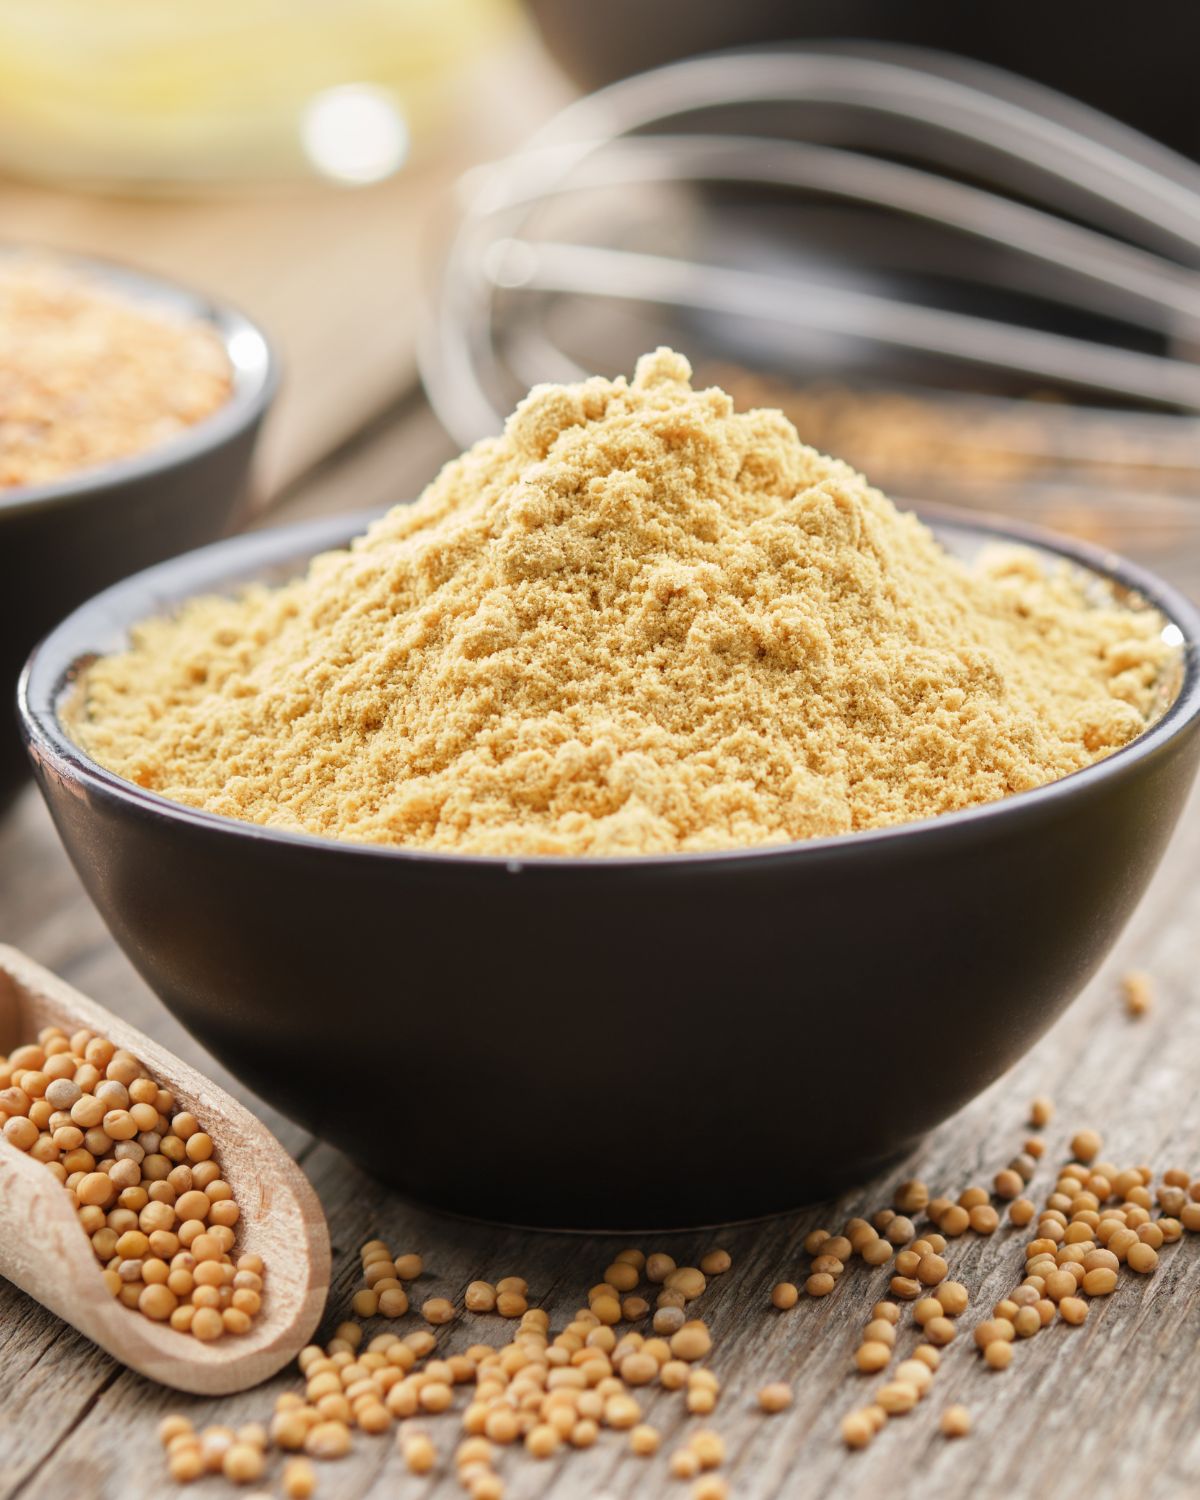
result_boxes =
[0,0,518,188]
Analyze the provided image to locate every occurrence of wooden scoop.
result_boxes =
[0,945,330,1394]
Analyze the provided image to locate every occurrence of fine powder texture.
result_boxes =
[1,257,232,489]
[77,350,1173,857]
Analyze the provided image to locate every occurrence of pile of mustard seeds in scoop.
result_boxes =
[77,350,1172,856]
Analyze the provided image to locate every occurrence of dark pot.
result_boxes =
[0,250,276,814]
[18,508,1200,1228]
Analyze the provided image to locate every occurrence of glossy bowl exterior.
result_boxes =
[0,251,276,814]
[19,509,1200,1228]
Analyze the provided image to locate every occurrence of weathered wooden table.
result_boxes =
[2,86,1199,1497]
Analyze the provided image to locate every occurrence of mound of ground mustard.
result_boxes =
[78,350,1171,856]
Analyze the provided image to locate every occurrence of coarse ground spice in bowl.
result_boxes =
[19,352,1200,1228]
[0,250,276,814]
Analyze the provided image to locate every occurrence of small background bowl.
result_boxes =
[18,507,1200,1229]
[0,249,276,814]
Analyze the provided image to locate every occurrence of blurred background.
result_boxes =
[2,0,1199,558]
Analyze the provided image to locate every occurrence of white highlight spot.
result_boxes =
[301,84,409,185]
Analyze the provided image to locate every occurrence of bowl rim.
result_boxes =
[19,500,1200,872]
[0,244,278,518]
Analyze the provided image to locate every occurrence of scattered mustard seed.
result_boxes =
[758,1382,793,1413]
[941,1405,971,1438]
[1030,1097,1055,1128]
[1121,971,1154,1018]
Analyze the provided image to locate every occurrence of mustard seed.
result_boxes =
[168,1447,205,1483]
[872,1301,900,1324]
[422,1298,456,1325]
[223,1442,265,1484]
[305,1421,351,1459]
[603,1261,639,1293]
[665,1267,706,1300]
[877,1382,918,1415]
[655,1305,686,1335]
[1126,1241,1158,1274]
[1030,1097,1054,1127]
[894,1180,930,1214]
[916,1253,948,1286]
[402,1433,437,1474]
[855,1342,892,1373]
[984,1340,1013,1370]
[1121,971,1153,1017]
[926,1317,957,1346]
[1082,1267,1118,1296]
[159,1415,193,1445]
[700,1249,731,1275]
[620,1351,658,1386]
[913,1297,942,1326]
[645,1253,676,1283]
[1010,1198,1036,1227]
[670,1322,712,1362]
[758,1382,792,1413]
[630,1424,660,1456]
[671,1449,701,1479]
[465,1281,496,1313]
[282,1458,316,1500]
[994,1169,1024,1200]
[605,1395,641,1430]
[1044,1269,1076,1303]
[973,1320,1014,1350]
[689,1430,725,1468]
[806,1273,836,1298]
[1071,1130,1103,1163]
[841,1411,874,1449]
[691,1479,729,1500]
[933,1281,968,1317]
[940,1205,970,1237]
[941,1405,971,1438]
[379,1288,409,1318]
[889,1276,921,1301]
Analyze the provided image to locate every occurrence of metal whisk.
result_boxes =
[420,44,1200,513]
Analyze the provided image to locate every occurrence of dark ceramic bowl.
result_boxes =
[0,250,276,815]
[18,507,1200,1229]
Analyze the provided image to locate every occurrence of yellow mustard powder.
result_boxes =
[0,257,232,489]
[77,350,1172,856]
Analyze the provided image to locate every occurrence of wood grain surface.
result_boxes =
[2,42,1200,1487]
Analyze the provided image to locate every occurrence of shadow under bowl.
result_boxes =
[18,506,1200,1229]
[0,248,277,814]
